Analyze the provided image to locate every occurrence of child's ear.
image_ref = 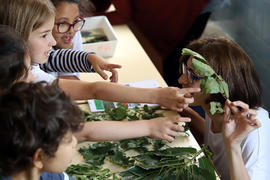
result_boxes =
[32,148,44,169]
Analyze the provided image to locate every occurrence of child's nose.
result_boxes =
[178,73,188,85]
[50,36,57,47]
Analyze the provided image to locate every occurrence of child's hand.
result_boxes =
[222,99,261,148]
[88,54,122,82]
[147,116,191,142]
[156,87,201,112]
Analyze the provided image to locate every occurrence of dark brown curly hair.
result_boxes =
[0,81,83,175]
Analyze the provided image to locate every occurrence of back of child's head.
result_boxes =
[0,25,28,90]
[0,81,82,176]
[180,37,262,108]
[0,0,55,40]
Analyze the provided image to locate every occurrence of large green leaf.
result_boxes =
[109,150,134,167]
[192,58,215,77]
[217,77,229,98]
[153,147,197,157]
[134,154,161,170]
[182,48,207,63]
[199,156,216,180]
[210,101,224,115]
[200,77,220,94]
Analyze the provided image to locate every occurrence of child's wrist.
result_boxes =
[224,138,241,153]
[144,120,153,137]
[152,88,161,104]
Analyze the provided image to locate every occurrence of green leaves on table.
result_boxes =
[66,163,117,180]
[120,146,217,180]
[67,104,216,180]
[82,104,163,122]
[79,142,134,168]
[78,137,166,169]
[181,48,230,115]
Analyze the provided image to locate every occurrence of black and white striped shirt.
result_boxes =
[40,49,95,73]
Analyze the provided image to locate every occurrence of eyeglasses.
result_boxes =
[182,62,204,84]
[55,17,85,33]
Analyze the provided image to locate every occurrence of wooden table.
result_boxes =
[73,24,201,171]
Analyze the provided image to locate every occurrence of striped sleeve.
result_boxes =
[40,49,95,73]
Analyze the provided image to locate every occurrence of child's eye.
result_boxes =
[41,34,48,38]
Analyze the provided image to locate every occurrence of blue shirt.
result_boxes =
[0,172,75,180]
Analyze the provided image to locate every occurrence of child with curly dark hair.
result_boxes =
[0,81,83,180]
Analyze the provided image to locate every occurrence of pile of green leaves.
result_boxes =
[66,164,117,180]
[82,103,164,122]
[67,104,216,180]
[182,48,229,114]
[78,137,166,168]
[120,145,216,180]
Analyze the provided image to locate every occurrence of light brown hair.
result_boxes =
[0,0,55,40]
[180,37,262,108]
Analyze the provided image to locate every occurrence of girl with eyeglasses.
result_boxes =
[37,0,121,81]
[178,37,270,180]
[52,0,85,50]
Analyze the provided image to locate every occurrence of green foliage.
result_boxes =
[210,102,224,114]
[82,104,163,122]
[105,103,128,120]
[66,164,117,180]
[181,48,230,115]
[119,146,217,180]
[68,104,216,179]
[182,48,207,63]
[200,77,220,95]
[191,58,215,77]
[79,142,119,166]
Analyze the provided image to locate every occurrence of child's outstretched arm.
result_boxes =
[40,49,121,82]
[222,100,260,180]
[58,79,200,112]
[74,116,191,142]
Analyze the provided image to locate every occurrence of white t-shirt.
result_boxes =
[204,108,270,180]
[31,65,56,84]
[49,31,83,79]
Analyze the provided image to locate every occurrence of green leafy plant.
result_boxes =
[67,104,216,179]
[66,163,117,180]
[119,145,217,180]
[82,104,164,122]
[181,48,229,114]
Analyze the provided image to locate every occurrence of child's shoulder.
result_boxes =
[40,172,74,180]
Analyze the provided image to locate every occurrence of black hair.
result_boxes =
[0,81,83,175]
[0,25,28,90]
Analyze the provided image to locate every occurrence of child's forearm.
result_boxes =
[93,81,158,103]
[226,145,250,180]
[59,79,157,101]
[74,116,190,142]
[59,79,199,112]
[74,120,151,142]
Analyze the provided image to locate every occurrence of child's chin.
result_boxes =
[36,58,48,64]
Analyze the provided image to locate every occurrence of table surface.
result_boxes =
[72,24,201,172]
